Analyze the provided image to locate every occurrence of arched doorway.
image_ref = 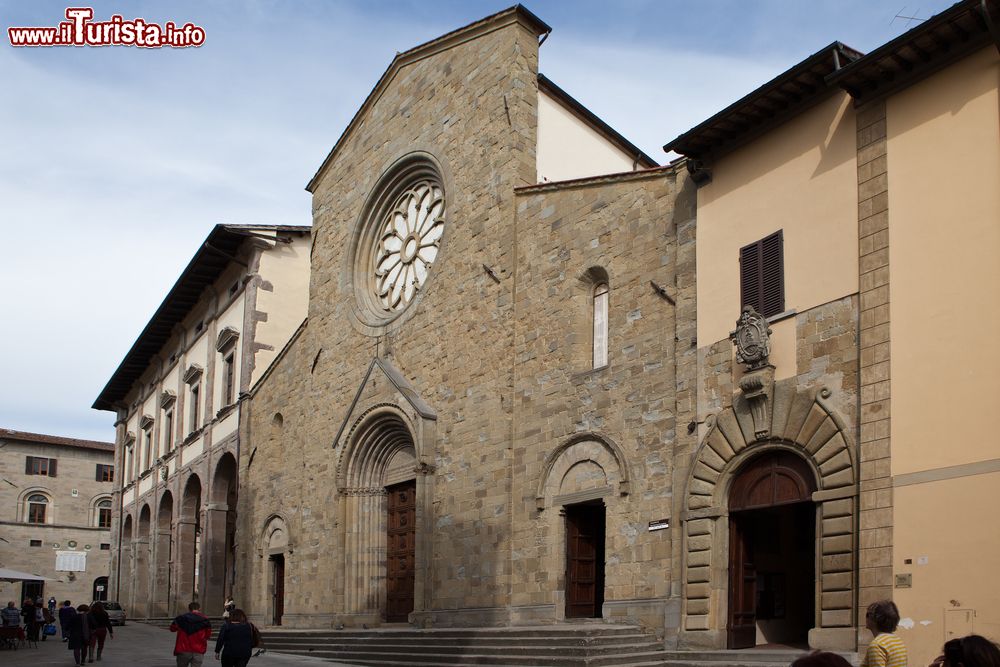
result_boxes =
[135,504,152,617]
[178,475,201,612]
[120,514,133,609]
[207,454,237,615]
[153,491,174,615]
[261,516,289,626]
[93,576,109,601]
[727,451,816,649]
[338,408,422,625]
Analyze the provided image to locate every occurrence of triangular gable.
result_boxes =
[332,357,436,450]
[305,5,550,193]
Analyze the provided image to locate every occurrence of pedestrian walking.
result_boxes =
[87,601,115,662]
[930,634,1000,667]
[35,601,48,641]
[21,597,38,641]
[222,597,235,622]
[48,596,57,615]
[862,600,908,667]
[170,601,212,667]
[59,600,75,641]
[67,604,92,666]
[1,601,20,627]
[214,608,256,667]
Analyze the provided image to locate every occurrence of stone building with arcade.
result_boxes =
[99,2,1000,664]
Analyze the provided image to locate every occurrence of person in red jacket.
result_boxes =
[169,601,212,667]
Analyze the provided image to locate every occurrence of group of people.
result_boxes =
[170,598,261,667]
[1,596,56,642]
[1,598,114,664]
[64,601,116,665]
[790,600,1000,667]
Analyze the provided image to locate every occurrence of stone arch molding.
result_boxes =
[259,514,291,557]
[537,433,632,511]
[681,382,858,647]
[330,356,437,624]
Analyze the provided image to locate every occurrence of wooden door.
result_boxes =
[271,554,285,626]
[386,480,416,622]
[727,515,757,648]
[565,504,605,618]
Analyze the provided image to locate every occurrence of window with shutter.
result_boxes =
[739,230,785,318]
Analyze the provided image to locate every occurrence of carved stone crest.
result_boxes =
[730,305,772,371]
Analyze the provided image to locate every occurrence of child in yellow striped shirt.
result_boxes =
[862,600,908,667]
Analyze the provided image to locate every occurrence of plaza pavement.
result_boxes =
[4,621,363,667]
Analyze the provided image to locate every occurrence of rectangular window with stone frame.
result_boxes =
[25,456,57,477]
[740,230,785,318]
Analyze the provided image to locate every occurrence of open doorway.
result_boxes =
[565,501,606,619]
[269,554,284,626]
[93,576,109,601]
[728,451,816,649]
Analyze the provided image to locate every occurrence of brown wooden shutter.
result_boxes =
[25,456,33,474]
[739,230,784,318]
[49,458,57,477]
[95,465,102,482]
[760,231,784,317]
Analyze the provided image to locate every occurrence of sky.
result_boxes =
[0,0,957,442]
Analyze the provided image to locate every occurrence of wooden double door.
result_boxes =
[386,480,416,622]
[565,502,606,618]
[727,452,816,649]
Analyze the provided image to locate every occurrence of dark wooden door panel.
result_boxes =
[272,555,285,626]
[728,516,756,648]
[565,504,605,619]
[386,480,416,622]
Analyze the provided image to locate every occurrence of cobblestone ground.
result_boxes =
[3,622,362,667]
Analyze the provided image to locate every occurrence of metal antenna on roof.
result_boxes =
[892,7,928,29]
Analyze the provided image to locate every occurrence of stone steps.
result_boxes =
[256,624,672,666]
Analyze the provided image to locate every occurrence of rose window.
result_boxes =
[372,180,445,312]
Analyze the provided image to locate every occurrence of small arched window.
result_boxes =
[97,499,113,528]
[27,494,48,524]
[593,283,609,368]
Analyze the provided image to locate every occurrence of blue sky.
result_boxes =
[0,0,956,441]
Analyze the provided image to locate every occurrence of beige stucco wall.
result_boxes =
[251,233,311,387]
[696,92,859,365]
[887,46,1000,475]
[892,472,1000,665]
[536,89,638,183]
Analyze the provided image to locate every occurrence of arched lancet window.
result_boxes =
[27,494,49,524]
[97,499,112,528]
[593,283,609,368]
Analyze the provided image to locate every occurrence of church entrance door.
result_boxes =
[270,554,285,626]
[565,502,605,618]
[727,451,816,649]
[386,480,416,622]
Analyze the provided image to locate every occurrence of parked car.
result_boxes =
[92,601,126,626]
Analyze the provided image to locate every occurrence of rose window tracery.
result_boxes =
[372,180,445,312]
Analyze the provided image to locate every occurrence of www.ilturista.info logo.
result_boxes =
[8,7,206,48]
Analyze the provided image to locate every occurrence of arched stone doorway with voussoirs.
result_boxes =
[259,515,289,627]
[533,434,632,625]
[336,405,432,627]
[680,385,858,653]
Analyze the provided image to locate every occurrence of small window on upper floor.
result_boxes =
[223,352,236,406]
[29,539,42,547]
[97,499,112,528]
[25,456,57,477]
[96,464,114,483]
[740,230,785,318]
[593,283,609,368]
[100,543,111,550]
[27,494,49,524]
